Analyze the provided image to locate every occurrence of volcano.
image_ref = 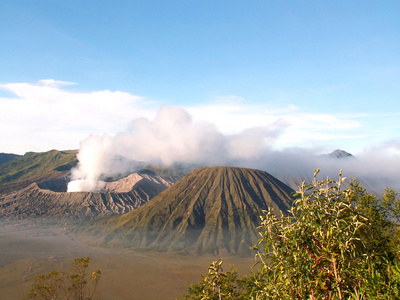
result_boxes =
[86,166,295,256]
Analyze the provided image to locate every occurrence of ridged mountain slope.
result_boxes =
[0,171,177,224]
[87,166,294,256]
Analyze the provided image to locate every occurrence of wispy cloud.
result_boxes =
[185,100,363,151]
[37,79,76,87]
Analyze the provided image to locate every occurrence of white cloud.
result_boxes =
[0,79,388,156]
[0,80,153,153]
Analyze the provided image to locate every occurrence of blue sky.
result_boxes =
[1,0,399,156]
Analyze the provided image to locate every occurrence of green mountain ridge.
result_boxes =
[81,166,294,256]
[0,150,78,193]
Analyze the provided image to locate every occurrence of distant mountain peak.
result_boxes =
[320,149,354,159]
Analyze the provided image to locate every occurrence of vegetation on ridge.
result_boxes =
[181,170,400,299]
[0,149,77,193]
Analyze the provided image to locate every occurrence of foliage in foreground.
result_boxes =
[25,257,101,300]
[181,170,400,300]
[180,259,261,300]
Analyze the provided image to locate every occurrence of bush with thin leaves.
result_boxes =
[180,259,260,300]
[253,170,400,299]
[25,257,101,300]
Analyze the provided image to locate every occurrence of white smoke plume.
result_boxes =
[68,106,400,194]
[67,106,285,192]
[67,135,113,192]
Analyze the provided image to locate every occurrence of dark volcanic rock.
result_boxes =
[37,176,70,192]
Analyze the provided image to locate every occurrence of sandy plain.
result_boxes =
[0,222,255,300]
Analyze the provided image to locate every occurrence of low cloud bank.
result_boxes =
[68,106,400,194]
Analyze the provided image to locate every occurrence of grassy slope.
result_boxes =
[0,149,78,193]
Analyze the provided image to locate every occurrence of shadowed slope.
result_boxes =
[87,166,294,256]
[0,153,20,165]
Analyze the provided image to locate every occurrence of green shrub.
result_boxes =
[181,259,259,300]
[25,257,101,300]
